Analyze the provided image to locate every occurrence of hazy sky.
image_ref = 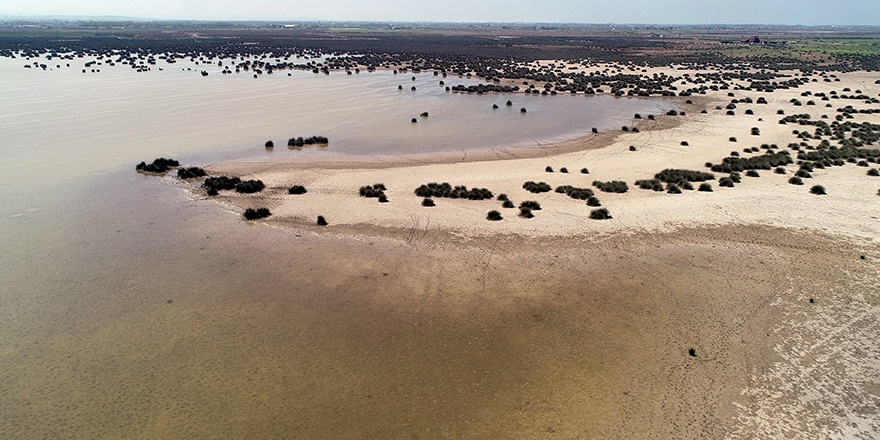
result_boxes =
[2,0,879,25]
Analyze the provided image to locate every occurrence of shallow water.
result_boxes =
[0,53,694,438]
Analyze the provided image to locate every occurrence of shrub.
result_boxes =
[681,141,689,146]
[775,167,787,174]
[729,173,742,183]
[710,152,793,173]
[666,183,681,194]
[629,145,637,151]
[502,200,515,208]
[729,137,737,142]
[359,184,386,198]
[422,198,435,207]
[519,201,541,211]
[497,193,509,201]
[719,177,734,187]
[586,196,601,206]
[378,195,389,203]
[523,181,552,193]
[789,176,804,185]
[751,127,761,136]
[235,180,265,194]
[636,179,665,191]
[592,180,629,193]
[288,185,307,195]
[205,176,240,192]
[487,210,503,221]
[243,208,271,220]
[545,166,554,172]
[519,207,534,218]
[560,167,568,173]
[414,182,492,200]
[868,168,880,176]
[316,216,328,226]
[555,185,594,200]
[177,167,207,179]
[810,185,826,195]
[654,169,715,183]
[265,140,274,148]
[589,208,612,220]
[698,183,713,192]
[681,182,694,190]
[795,170,812,179]
[746,170,760,177]
[136,157,179,173]
[580,168,590,174]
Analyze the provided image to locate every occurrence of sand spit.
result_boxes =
[168,66,880,438]
[203,69,880,243]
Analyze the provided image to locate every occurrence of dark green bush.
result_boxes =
[592,180,629,193]
[288,185,307,195]
[414,183,493,200]
[519,201,541,211]
[519,207,534,218]
[636,179,665,191]
[136,157,179,173]
[545,166,554,172]
[497,193,509,201]
[360,184,387,198]
[235,180,265,194]
[698,183,713,192]
[502,200,515,208]
[730,173,742,183]
[586,196,601,206]
[868,168,880,176]
[719,177,734,187]
[555,185,594,200]
[775,167,787,174]
[560,167,569,173]
[265,140,274,148]
[487,210,503,221]
[589,208,612,220]
[789,176,804,185]
[177,167,207,179]
[580,168,590,174]
[422,198,435,207]
[523,181,552,193]
[316,215,328,226]
[666,183,681,194]
[746,170,760,177]
[654,169,715,183]
[204,176,241,192]
[243,208,271,220]
[810,185,826,195]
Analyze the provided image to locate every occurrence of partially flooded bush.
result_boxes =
[136,157,179,173]
[177,167,207,179]
[243,208,271,220]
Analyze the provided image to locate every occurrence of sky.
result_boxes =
[2,0,880,26]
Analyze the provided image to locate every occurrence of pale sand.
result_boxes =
[203,68,880,243]
[174,66,880,438]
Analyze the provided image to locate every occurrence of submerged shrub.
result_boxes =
[136,157,180,173]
